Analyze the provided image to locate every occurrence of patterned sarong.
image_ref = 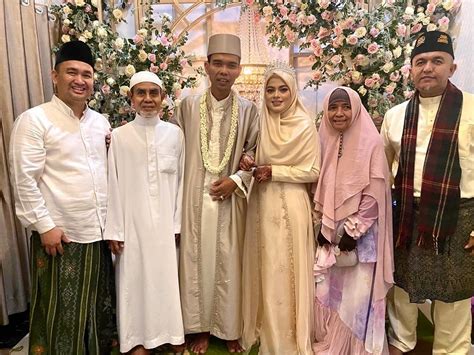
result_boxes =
[394,199,474,303]
[29,232,117,354]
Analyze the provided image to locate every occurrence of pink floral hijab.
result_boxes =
[314,86,394,303]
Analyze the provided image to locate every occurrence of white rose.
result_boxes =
[83,30,93,39]
[405,6,414,15]
[63,19,71,26]
[91,0,98,7]
[376,21,384,30]
[382,62,394,73]
[263,6,273,16]
[138,50,148,62]
[354,27,367,38]
[115,37,125,50]
[119,86,130,97]
[112,9,123,21]
[88,99,96,108]
[383,51,393,62]
[351,71,362,82]
[98,43,106,51]
[78,36,87,43]
[97,27,107,38]
[358,86,368,96]
[125,64,136,77]
[106,78,115,86]
[173,82,181,91]
[443,0,453,11]
[61,34,71,43]
[427,23,437,31]
[150,39,160,46]
[75,0,85,7]
[138,29,148,37]
[392,46,402,58]
[161,98,169,108]
[63,6,72,15]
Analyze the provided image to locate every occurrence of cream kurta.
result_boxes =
[173,90,259,339]
[104,115,185,352]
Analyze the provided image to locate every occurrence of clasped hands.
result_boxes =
[239,153,271,183]
[317,230,356,252]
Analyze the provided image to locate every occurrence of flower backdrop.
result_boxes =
[219,0,461,123]
[50,0,201,126]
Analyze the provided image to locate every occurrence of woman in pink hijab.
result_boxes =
[313,86,394,354]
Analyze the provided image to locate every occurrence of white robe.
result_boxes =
[104,115,185,352]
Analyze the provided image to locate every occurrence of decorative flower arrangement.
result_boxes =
[218,0,461,123]
[50,0,201,126]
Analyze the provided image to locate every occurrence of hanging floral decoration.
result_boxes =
[50,0,202,126]
[218,0,461,123]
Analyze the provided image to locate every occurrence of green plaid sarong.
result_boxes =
[29,232,117,354]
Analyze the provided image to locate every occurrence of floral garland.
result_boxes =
[199,91,239,175]
[49,0,202,127]
[218,0,461,123]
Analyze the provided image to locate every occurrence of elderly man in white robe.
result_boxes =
[105,71,185,355]
[172,34,259,354]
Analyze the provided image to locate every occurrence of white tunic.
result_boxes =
[104,115,185,352]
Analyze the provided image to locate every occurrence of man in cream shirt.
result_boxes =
[381,31,474,354]
[9,41,116,353]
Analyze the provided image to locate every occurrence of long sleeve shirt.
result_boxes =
[381,91,474,198]
[9,95,110,243]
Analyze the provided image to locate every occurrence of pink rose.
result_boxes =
[288,13,297,24]
[347,35,358,45]
[389,71,401,82]
[318,0,330,9]
[400,64,411,78]
[369,27,380,38]
[385,83,396,94]
[364,78,375,88]
[321,11,334,21]
[306,15,316,25]
[148,53,156,63]
[180,59,188,68]
[426,3,436,14]
[368,97,378,107]
[372,73,381,82]
[396,24,407,37]
[332,36,345,48]
[285,29,296,43]
[133,34,144,45]
[334,25,343,36]
[279,6,288,17]
[330,55,342,65]
[160,35,170,46]
[312,70,322,81]
[101,84,111,95]
[245,0,254,5]
[160,62,168,70]
[411,23,422,34]
[313,46,323,57]
[367,42,379,54]
[62,25,70,34]
[317,27,330,39]
[85,4,92,12]
[150,64,159,73]
[438,16,449,31]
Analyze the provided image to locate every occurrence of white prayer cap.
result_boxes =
[207,33,241,58]
[129,71,164,90]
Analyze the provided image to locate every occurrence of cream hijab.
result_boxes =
[257,69,319,170]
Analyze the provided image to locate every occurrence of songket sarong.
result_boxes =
[29,232,117,355]
[394,198,474,303]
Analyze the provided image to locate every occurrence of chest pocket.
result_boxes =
[158,154,178,174]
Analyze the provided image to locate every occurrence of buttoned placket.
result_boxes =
[146,126,159,197]
[79,114,104,230]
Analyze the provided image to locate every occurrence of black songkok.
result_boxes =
[411,30,454,62]
[55,41,95,69]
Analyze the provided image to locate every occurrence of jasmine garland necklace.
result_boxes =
[199,91,238,174]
